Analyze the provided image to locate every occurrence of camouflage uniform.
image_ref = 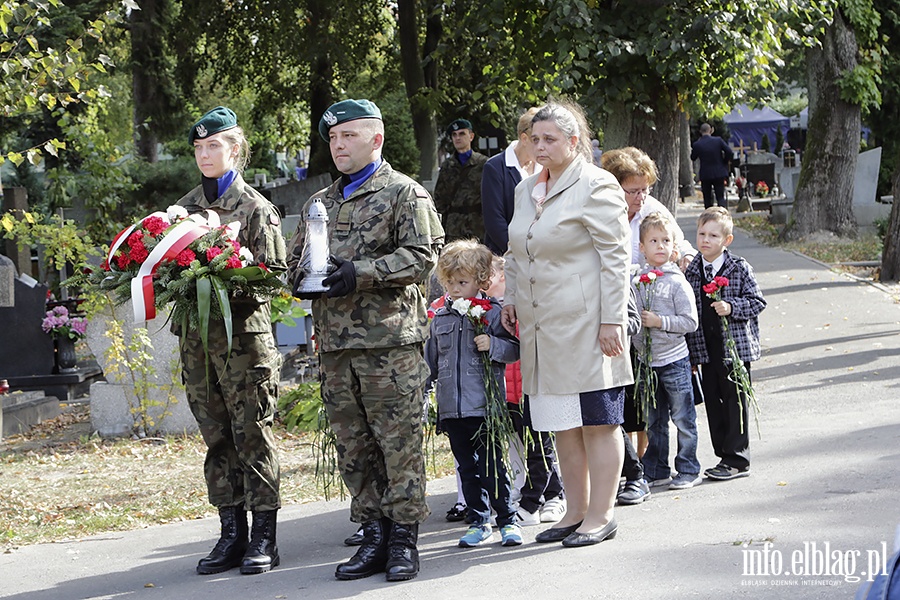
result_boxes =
[433,151,488,242]
[175,174,287,512]
[287,161,443,524]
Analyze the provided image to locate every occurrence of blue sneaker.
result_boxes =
[458,524,492,548]
[500,524,523,546]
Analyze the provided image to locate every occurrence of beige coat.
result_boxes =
[504,155,634,395]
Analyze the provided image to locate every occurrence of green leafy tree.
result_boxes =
[0,0,128,196]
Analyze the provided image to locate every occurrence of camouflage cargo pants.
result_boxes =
[180,331,282,511]
[319,344,431,524]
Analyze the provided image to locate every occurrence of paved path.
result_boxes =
[3,202,900,600]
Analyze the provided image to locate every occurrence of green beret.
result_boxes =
[319,99,382,141]
[189,106,238,144]
[446,118,473,135]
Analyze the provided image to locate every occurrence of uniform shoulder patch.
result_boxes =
[269,212,281,226]
[414,186,429,198]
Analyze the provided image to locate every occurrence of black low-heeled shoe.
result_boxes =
[534,521,583,543]
[561,519,618,547]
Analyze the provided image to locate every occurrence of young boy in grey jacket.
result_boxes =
[631,213,702,491]
[425,240,521,548]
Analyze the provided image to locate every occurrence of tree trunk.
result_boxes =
[603,87,681,213]
[678,111,695,200]
[782,9,859,240]
[131,0,161,163]
[397,0,439,183]
[306,0,337,179]
[880,164,900,280]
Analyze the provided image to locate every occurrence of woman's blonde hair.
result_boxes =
[219,126,252,173]
[601,146,659,186]
[435,239,494,290]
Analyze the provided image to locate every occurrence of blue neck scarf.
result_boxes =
[202,170,238,202]
[342,158,382,199]
[457,150,473,166]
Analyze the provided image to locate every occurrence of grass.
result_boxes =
[0,403,456,551]
[735,214,884,267]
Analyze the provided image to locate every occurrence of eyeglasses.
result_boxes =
[623,187,652,198]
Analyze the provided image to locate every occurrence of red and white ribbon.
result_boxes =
[109,210,230,322]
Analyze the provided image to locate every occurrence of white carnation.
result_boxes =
[451,298,472,315]
[166,205,188,222]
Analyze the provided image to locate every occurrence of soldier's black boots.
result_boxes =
[385,522,419,581]
[335,518,390,580]
[239,510,280,575]
[197,506,248,575]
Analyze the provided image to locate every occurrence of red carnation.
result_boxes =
[226,255,242,269]
[702,281,719,295]
[231,239,241,252]
[713,276,730,288]
[127,230,145,248]
[129,245,149,264]
[143,216,169,237]
[115,252,132,269]
[258,263,270,272]
[207,246,223,261]
[176,249,196,267]
[100,259,110,271]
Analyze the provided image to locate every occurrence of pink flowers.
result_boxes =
[42,305,87,340]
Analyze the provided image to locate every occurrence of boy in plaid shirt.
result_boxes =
[685,208,766,481]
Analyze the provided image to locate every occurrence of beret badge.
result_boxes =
[323,111,338,126]
[195,124,208,139]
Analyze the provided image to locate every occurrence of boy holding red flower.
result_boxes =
[685,207,767,481]
[425,239,521,548]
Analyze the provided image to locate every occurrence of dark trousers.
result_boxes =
[442,417,516,528]
[621,427,645,481]
[701,178,727,209]
[508,401,564,514]
[700,359,751,470]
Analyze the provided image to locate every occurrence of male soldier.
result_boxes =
[433,118,488,242]
[287,99,443,582]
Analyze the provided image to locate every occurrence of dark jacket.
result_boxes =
[685,250,766,364]
[481,150,520,255]
[691,134,732,181]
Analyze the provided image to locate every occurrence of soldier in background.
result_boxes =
[433,118,488,242]
[287,99,444,582]
[177,106,286,576]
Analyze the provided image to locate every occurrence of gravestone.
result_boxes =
[0,254,13,308]
[2,390,60,437]
[1,187,32,277]
[86,302,197,437]
[0,271,54,378]
[853,147,888,232]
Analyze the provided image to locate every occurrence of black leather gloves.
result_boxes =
[322,255,357,298]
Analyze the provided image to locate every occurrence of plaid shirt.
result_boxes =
[685,250,766,364]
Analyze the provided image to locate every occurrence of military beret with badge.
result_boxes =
[189,106,239,144]
[445,118,473,135]
[319,99,383,141]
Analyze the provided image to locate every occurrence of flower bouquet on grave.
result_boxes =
[451,296,516,494]
[755,181,769,197]
[80,205,284,368]
[632,268,665,422]
[702,276,761,436]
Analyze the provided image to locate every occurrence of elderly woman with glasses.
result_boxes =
[600,147,695,270]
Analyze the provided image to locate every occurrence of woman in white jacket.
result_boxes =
[501,101,632,547]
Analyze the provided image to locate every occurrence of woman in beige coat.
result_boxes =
[501,101,633,547]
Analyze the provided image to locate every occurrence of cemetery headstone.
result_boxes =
[1,187,32,276]
[0,271,54,378]
[853,147,888,232]
[0,254,14,308]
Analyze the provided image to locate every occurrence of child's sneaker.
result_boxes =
[705,464,750,481]
[516,507,542,526]
[500,524,523,546]
[539,496,567,522]
[445,502,467,522]
[646,476,673,488]
[458,524,493,548]
[617,479,651,505]
[669,473,702,490]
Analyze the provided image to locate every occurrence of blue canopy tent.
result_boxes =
[723,104,790,152]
